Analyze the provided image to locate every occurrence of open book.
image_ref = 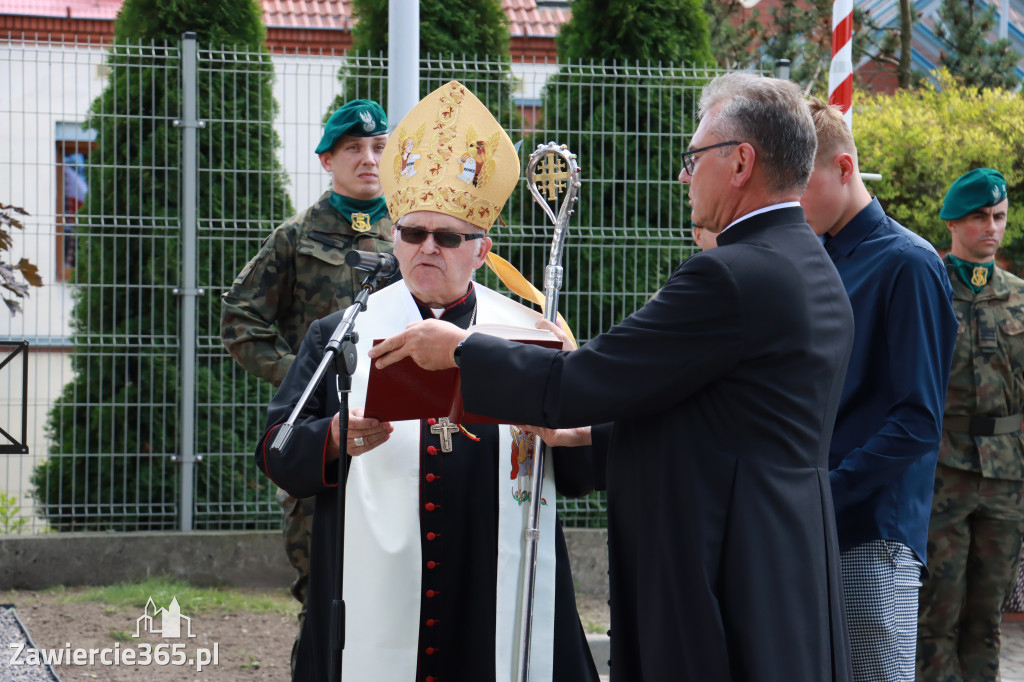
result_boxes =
[363,323,562,423]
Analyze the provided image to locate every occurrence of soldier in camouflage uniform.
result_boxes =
[220,99,392,674]
[917,168,1024,682]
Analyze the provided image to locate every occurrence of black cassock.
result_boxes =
[459,209,856,682]
[257,288,599,682]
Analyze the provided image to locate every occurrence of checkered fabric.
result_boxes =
[1008,544,1024,612]
[841,539,923,682]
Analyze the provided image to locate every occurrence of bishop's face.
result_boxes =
[393,211,492,308]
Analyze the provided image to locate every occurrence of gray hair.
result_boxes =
[697,72,817,195]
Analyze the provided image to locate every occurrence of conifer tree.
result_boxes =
[755,0,835,90]
[703,0,764,71]
[34,0,293,530]
[704,0,917,94]
[534,0,712,341]
[934,0,1021,90]
[326,0,518,130]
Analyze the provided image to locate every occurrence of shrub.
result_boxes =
[854,70,1024,254]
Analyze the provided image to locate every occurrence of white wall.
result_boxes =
[270,52,344,211]
[0,42,107,345]
[0,42,107,530]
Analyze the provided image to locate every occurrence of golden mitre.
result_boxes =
[381,81,519,230]
[382,81,577,347]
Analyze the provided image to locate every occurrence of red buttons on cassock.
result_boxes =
[427,418,437,425]
[426,618,439,627]
[426,532,440,541]
[426,473,438,482]
[425,502,440,511]
[427,561,438,569]
[426,589,439,598]
[426,677,436,682]
[425,647,437,655]
[427,446,439,455]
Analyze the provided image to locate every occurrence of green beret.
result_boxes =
[940,168,1008,220]
[315,100,388,154]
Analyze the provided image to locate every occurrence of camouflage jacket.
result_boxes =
[941,257,1024,480]
[220,191,392,386]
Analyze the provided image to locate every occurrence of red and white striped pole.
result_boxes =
[829,0,854,128]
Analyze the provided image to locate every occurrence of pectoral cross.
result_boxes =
[533,153,569,201]
[430,417,460,453]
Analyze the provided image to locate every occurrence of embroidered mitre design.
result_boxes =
[381,81,519,230]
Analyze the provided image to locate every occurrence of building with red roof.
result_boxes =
[0,0,569,58]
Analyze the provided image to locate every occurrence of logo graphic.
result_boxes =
[135,597,196,639]
[8,595,217,671]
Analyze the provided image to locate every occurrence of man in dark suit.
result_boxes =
[369,72,855,682]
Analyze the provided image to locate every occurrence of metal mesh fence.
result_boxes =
[0,36,738,533]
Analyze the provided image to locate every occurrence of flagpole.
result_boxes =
[829,0,854,129]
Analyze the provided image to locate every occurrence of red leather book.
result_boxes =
[363,324,562,423]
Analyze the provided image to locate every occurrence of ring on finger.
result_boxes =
[353,436,365,447]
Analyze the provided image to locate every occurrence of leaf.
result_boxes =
[0,263,16,286]
[15,259,43,287]
[2,280,30,298]
[0,203,30,215]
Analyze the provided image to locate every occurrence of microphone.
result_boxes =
[344,250,399,279]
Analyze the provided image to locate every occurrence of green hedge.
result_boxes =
[853,70,1024,253]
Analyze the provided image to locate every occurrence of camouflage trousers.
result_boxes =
[917,464,1024,682]
[277,487,316,677]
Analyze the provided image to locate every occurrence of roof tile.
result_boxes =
[502,0,568,38]
[0,0,567,36]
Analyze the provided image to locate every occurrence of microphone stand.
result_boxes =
[268,267,389,682]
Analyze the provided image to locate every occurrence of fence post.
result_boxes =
[774,58,791,80]
[175,31,203,531]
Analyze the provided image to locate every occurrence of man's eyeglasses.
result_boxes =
[681,141,741,175]
[396,225,485,249]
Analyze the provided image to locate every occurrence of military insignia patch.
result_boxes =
[972,266,989,287]
[351,212,372,232]
[359,110,376,132]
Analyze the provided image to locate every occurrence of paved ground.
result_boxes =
[592,618,1024,681]
[5,587,1024,680]
[1002,618,1024,681]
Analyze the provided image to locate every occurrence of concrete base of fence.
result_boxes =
[0,528,609,597]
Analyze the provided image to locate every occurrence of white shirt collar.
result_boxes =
[720,201,802,235]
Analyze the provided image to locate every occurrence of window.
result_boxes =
[55,123,97,283]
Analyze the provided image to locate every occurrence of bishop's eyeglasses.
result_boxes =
[396,225,486,249]
[681,141,741,175]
